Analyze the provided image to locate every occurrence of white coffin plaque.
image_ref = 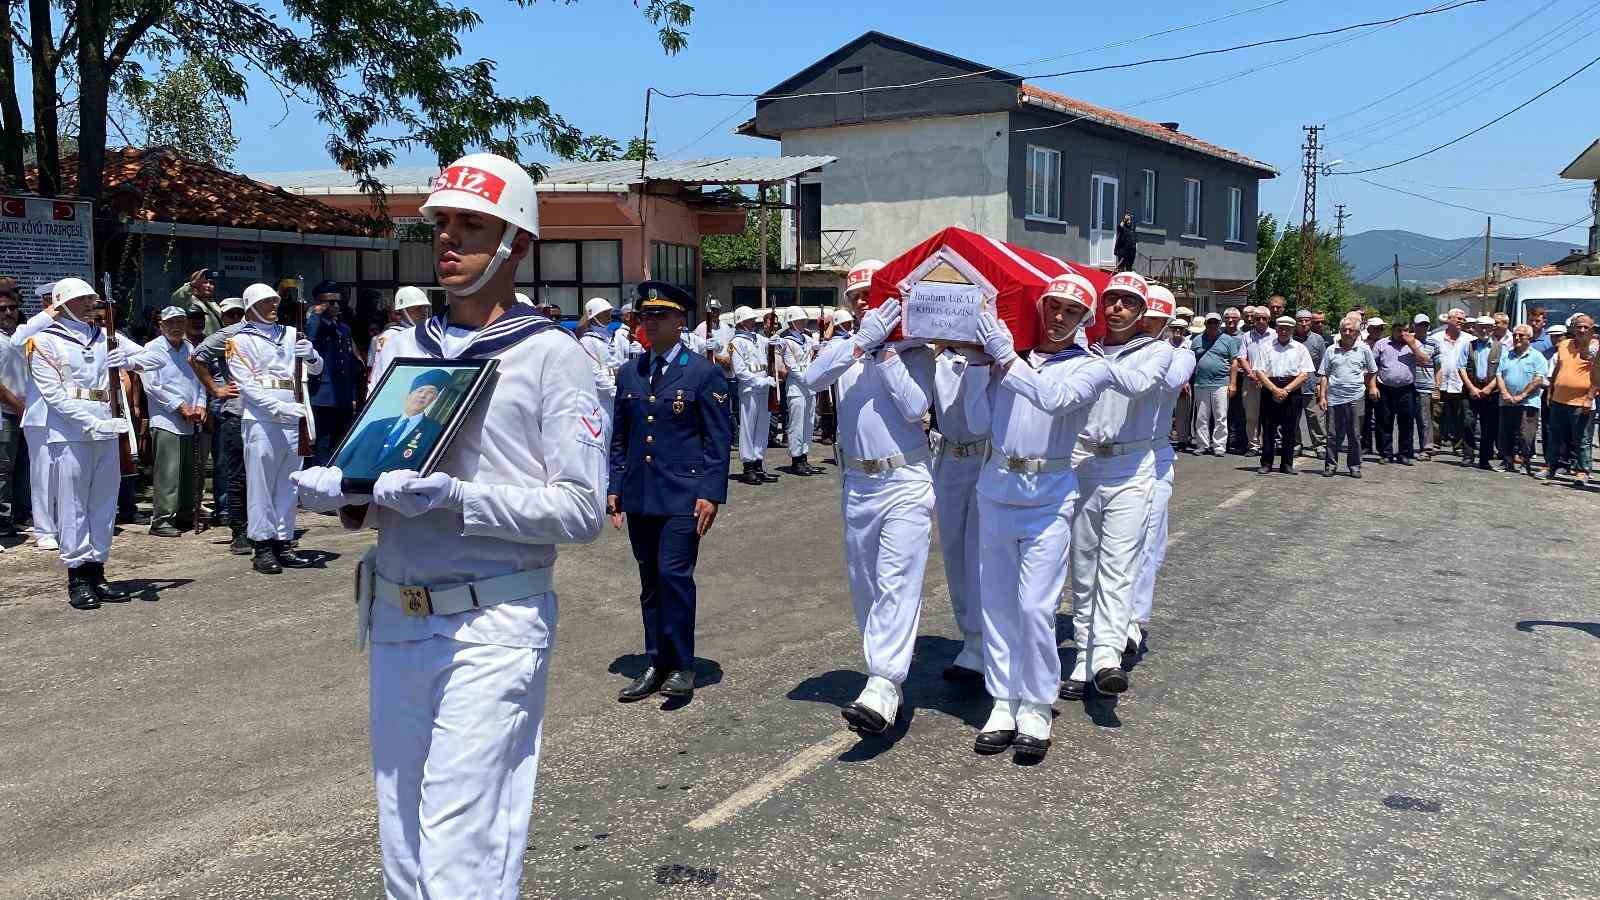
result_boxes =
[902,280,986,343]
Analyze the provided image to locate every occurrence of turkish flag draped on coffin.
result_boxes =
[865,226,1111,351]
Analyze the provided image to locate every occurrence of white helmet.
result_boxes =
[784,306,811,326]
[394,285,432,312]
[220,297,247,314]
[242,282,279,315]
[50,278,97,317]
[845,258,885,297]
[420,153,539,297]
[583,296,614,324]
[1103,271,1150,306]
[1040,273,1097,329]
[733,305,760,325]
[832,307,856,326]
[1144,283,1176,321]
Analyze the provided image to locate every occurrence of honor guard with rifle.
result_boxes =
[24,278,153,609]
[776,306,823,475]
[11,285,64,550]
[291,152,607,900]
[729,306,778,485]
[140,306,207,536]
[227,282,322,574]
[608,280,733,703]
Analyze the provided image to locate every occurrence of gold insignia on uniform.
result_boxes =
[672,389,685,415]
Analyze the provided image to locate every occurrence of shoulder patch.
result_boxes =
[712,390,728,405]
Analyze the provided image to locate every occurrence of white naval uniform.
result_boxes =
[611,322,642,364]
[729,330,774,464]
[344,311,605,900]
[367,323,411,394]
[227,322,322,542]
[778,327,818,458]
[12,312,58,539]
[798,338,935,686]
[929,349,991,664]
[26,319,140,567]
[578,326,618,438]
[965,345,1109,705]
[1131,344,1197,635]
[1069,336,1174,677]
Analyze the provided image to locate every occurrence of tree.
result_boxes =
[702,187,784,272]
[123,58,240,170]
[1251,214,1358,315]
[4,0,694,203]
[570,134,656,162]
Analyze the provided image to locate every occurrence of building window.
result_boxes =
[1141,169,1157,225]
[1026,145,1062,221]
[652,241,699,301]
[517,239,624,317]
[1227,187,1243,242]
[323,249,357,283]
[1184,178,1203,238]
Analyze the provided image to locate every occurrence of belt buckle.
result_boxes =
[399,585,433,617]
[859,458,882,475]
[1005,455,1029,473]
[1093,442,1114,458]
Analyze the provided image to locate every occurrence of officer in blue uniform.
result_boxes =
[608,280,733,703]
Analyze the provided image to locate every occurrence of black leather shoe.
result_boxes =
[1399,457,1415,467]
[974,729,1015,754]
[737,463,763,486]
[1278,465,1295,475]
[149,524,183,537]
[842,702,889,735]
[618,667,665,702]
[229,529,252,555]
[941,663,983,684]
[1058,678,1087,701]
[1323,465,1335,477]
[660,669,695,699]
[275,541,314,568]
[803,455,826,475]
[1012,735,1051,760]
[253,542,282,575]
[1257,465,1272,475]
[67,568,100,610]
[1350,467,1362,479]
[756,464,780,483]
[88,563,133,601]
[1093,666,1130,695]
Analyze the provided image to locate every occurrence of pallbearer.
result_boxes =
[797,258,937,737]
[1129,284,1191,658]
[227,282,322,574]
[966,274,1109,758]
[929,340,990,684]
[729,306,778,485]
[141,306,207,536]
[777,306,822,475]
[1064,272,1172,701]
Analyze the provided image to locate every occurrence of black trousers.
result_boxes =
[1226,370,1248,453]
[627,513,701,673]
[311,404,354,467]
[1469,395,1500,467]
[218,412,247,529]
[1260,379,1302,470]
[1439,391,1472,449]
[1376,384,1417,460]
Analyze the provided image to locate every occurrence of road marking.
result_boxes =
[1216,487,1255,510]
[686,730,855,831]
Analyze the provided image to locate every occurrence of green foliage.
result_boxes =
[702,187,783,272]
[122,57,240,169]
[570,134,656,162]
[1251,214,1358,315]
[1352,282,1437,324]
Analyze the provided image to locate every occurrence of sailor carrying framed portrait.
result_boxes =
[331,358,498,492]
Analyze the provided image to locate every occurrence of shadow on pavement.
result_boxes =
[110,577,194,602]
[1514,620,1600,640]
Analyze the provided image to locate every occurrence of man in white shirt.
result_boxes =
[775,306,823,475]
[729,306,778,485]
[293,152,605,900]
[1236,305,1275,454]
[796,260,936,738]
[141,306,207,536]
[1130,284,1191,660]
[1432,307,1475,457]
[1254,316,1315,474]
[964,273,1109,759]
[929,341,991,685]
[1063,271,1173,701]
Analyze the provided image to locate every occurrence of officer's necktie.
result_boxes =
[650,354,667,391]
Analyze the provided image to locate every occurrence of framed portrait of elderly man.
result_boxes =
[331,358,498,492]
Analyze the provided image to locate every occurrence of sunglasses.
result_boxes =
[1104,295,1144,309]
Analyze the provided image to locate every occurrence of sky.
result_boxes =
[213,0,1598,249]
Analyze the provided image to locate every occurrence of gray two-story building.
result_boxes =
[738,31,1278,310]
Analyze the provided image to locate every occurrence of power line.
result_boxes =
[1498,213,1595,241]
[1332,52,1600,175]
[1389,177,1582,192]
[652,0,1486,100]
[1352,177,1581,226]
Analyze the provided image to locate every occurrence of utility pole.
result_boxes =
[1480,216,1492,316]
[1297,125,1324,305]
[1392,253,1402,321]
[1334,204,1349,246]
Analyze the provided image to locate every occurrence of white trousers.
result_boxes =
[1070,473,1155,673]
[930,451,983,644]
[737,385,770,464]
[1193,385,1229,453]
[1131,465,1175,627]
[51,439,117,567]
[842,473,934,684]
[244,419,301,541]
[978,495,1074,705]
[372,635,550,900]
[25,425,56,538]
[785,384,815,458]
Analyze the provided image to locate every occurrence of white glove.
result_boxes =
[294,338,316,359]
[853,299,901,353]
[290,465,368,512]
[272,400,307,420]
[105,346,129,369]
[976,312,1017,367]
[91,418,132,437]
[372,470,465,519]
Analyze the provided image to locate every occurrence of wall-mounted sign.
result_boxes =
[219,244,262,279]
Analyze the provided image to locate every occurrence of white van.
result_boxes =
[1497,275,1600,328]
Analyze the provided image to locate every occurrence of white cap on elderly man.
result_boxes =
[1275,316,1296,327]
[1175,306,1194,318]
[1413,313,1431,324]
[1296,308,1313,319]
[1474,315,1494,325]
[1170,317,1190,329]
[220,297,246,314]
[1188,321,1206,334]
[1367,317,1386,328]
[159,305,187,321]
[1204,311,1222,322]
[1547,324,1567,336]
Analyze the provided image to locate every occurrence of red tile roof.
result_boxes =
[35,147,383,236]
[1018,84,1277,176]
[1430,264,1563,296]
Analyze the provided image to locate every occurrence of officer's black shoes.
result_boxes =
[229,529,252,555]
[755,463,780,483]
[974,729,1015,754]
[1093,666,1130,695]
[737,463,763,486]
[1323,464,1335,477]
[660,669,695,699]
[66,567,101,610]
[1011,734,1051,760]
[252,542,283,575]
[1257,464,1271,475]
[618,666,666,702]
[275,541,314,569]
[117,510,151,526]
[1350,467,1363,479]
[149,524,183,537]
[787,457,812,476]
[801,455,826,475]
[941,663,983,684]
[87,563,133,601]
[1058,678,1087,701]
[1278,464,1296,475]
[842,702,889,735]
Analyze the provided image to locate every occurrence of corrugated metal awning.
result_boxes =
[541,156,836,186]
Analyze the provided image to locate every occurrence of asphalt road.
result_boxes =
[2,447,1597,899]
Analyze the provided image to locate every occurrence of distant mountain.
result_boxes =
[1341,229,1581,287]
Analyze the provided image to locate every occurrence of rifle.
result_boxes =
[191,412,211,534]
[766,338,780,414]
[103,300,138,476]
[292,278,313,458]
